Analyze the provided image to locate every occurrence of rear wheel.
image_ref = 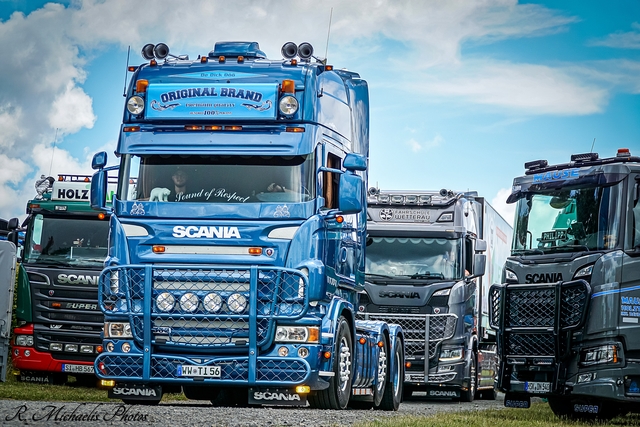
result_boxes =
[349,333,388,410]
[308,317,353,409]
[377,335,403,411]
[459,353,477,403]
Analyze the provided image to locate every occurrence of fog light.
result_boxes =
[100,379,115,388]
[578,373,595,383]
[106,342,114,352]
[122,343,131,353]
[298,347,309,358]
[50,343,63,351]
[228,293,248,313]
[278,346,289,357]
[179,292,199,313]
[65,344,79,352]
[24,350,31,357]
[295,385,310,394]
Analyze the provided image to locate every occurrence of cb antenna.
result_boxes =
[324,8,333,64]
[590,137,596,153]
[123,45,130,97]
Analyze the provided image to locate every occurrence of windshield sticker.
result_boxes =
[146,83,277,120]
[130,202,145,215]
[170,71,266,80]
[533,168,579,183]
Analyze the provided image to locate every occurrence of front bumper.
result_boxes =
[12,346,95,373]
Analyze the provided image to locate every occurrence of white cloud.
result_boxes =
[407,134,444,152]
[491,188,516,225]
[49,83,96,133]
[588,22,640,49]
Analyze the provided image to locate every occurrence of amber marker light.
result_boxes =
[84,177,90,182]
[152,245,166,253]
[123,126,140,132]
[204,125,222,131]
[359,337,366,345]
[290,59,298,66]
[237,55,245,63]
[136,79,149,93]
[336,216,344,223]
[323,351,331,359]
[96,345,103,353]
[286,127,305,133]
[225,125,242,131]
[405,361,412,368]
[150,59,157,66]
[325,65,334,71]
[185,125,202,131]
[98,213,106,220]
[218,56,225,63]
[58,176,64,181]
[281,79,295,94]
[248,247,263,256]
[52,302,62,308]
[128,66,138,72]
[201,56,208,63]
[377,341,384,348]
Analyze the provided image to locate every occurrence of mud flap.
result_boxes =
[0,241,17,382]
[504,392,531,408]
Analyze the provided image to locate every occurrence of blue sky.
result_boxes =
[0,0,639,224]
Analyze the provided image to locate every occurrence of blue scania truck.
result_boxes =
[89,41,404,409]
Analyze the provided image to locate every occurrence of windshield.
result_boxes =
[512,182,623,254]
[23,215,109,268]
[120,154,315,204]
[366,237,462,280]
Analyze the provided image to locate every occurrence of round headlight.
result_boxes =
[156,292,175,312]
[227,293,248,313]
[203,292,223,313]
[127,96,145,115]
[180,292,199,313]
[278,95,298,116]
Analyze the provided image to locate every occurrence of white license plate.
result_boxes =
[62,364,95,374]
[178,365,221,378]
[525,381,550,393]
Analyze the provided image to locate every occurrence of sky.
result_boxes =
[0,0,639,226]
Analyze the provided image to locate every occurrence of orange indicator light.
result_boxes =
[225,125,242,131]
[201,56,208,63]
[238,56,245,63]
[286,127,305,133]
[185,125,202,131]
[127,66,137,72]
[98,213,106,220]
[359,337,366,345]
[96,346,103,354]
[204,125,222,131]
[248,247,263,256]
[136,79,148,93]
[52,302,62,308]
[152,246,166,253]
[281,79,295,94]
[405,361,412,368]
[123,126,140,132]
[377,341,384,348]
[218,56,225,63]
[336,216,344,223]
[325,65,333,71]
[323,351,331,359]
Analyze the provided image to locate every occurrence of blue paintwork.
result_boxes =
[92,41,400,399]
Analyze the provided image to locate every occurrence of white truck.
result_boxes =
[358,188,512,401]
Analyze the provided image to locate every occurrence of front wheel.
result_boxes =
[459,352,477,403]
[377,335,403,411]
[308,317,353,410]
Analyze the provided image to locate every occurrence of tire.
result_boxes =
[459,352,477,403]
[349,333,389,410]
[308,317,353,409]
[210,388,249,407]
[377,335,403,411]
[183,385,220,401]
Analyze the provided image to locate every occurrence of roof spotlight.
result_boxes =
[141,43,155,60]
[154,43,170,60]
[298,42,313,60]
[281,42,298,59]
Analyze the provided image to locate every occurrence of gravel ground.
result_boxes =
[0,392,505,427]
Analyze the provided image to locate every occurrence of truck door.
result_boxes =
[621,174,640,351]
[0,240,17,382]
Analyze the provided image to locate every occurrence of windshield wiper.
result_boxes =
[547,245,590,253]
[365,273,396,280]
[400,272,445,280]
[512,249,545,255]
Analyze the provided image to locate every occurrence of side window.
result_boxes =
[465,238,474,275]
[634,180,640,248]
[323,153,341,209]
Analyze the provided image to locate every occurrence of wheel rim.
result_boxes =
[376,344,387,393]
[338,336,352,391]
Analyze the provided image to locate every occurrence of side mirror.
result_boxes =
[338,172,363,214]
[92,151,108,170]
[475,239,487,253]
[7,217,19,231]
[473,253,486,277]
[343,153,367,172]
[91,170,108,210]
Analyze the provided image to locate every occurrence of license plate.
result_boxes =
[62,364,95,374]
[524,381,550,393]
[177,365,221,378]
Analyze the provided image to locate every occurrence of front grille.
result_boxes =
[506,288,555,327]
[357,312,456,359]
[101,265,307,353]
[505,332,555,356]
[96,354,309,384]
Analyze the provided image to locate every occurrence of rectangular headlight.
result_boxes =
[15,335,34,347]
[275,326,319,343]
[104,322,133,339]
[440,347,464,362]
[582,345,618,366]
